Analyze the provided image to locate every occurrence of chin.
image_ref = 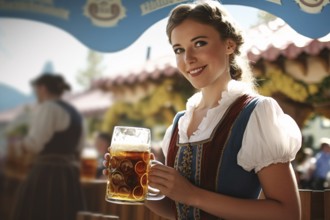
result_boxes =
[193,85,203,90]
[189,80,207,90]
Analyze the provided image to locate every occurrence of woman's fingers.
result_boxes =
[148,170,168,184]
[103,153,110,167]
[104,153,110,160]
[102,153,111,176]
[150,165,176,181]
[150,166,195,204]
[103,159,109,167]
[148,171,170,193]
[102,168,109,176]
[149,164,179,194]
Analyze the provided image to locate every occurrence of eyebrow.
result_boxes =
[172,35,208,48]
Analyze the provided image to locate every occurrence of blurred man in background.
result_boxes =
[311,137,330,190]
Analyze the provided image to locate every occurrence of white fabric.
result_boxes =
[161,80,302,173]
[23,100,84,154]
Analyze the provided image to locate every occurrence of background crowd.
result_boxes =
[0,1,329,219]
[295,137,330,190]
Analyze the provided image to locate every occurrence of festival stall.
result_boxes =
[94,18,330,131]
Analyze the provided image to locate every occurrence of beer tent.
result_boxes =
[0,0,329,53]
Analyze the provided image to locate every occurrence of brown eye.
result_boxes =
[195,41,207,47]
[174,48,184,54]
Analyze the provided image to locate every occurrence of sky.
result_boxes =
[0,5,260,95]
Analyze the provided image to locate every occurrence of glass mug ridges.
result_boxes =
[106,126,164,204]
[107,145,150,202]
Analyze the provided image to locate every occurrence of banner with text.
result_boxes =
[0,0,329,52]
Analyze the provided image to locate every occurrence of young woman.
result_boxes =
[105,1,302,219]
[12,74,85,220]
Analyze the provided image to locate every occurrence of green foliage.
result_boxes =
[76,50,104,89]
[86,117,103,138]
[306,76,330,104]
[101,76,195,135]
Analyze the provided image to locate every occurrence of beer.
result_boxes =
[80,146,98,180]
[107,145,150,202]
[105,126,164,204]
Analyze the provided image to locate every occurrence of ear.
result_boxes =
[225,39,236,55]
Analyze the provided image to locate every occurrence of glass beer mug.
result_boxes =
[105,126,164,204]
[80,145,98,180]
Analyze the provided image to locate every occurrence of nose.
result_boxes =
[184,48,197,64]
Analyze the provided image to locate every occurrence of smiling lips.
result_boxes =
[187,65,207,77]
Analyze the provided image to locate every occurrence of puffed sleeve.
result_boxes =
[161,124,173,164]
[23,101,70,154]
[237,97,302,173]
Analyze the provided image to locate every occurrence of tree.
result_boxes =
[76,50,104,89]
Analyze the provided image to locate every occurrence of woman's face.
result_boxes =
[170,19,235,90]
[33,84,47,103]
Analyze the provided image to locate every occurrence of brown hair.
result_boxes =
[32,74,71,96]
[166,1,250,82]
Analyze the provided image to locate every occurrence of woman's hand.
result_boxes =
[149,164,197,206]
[102,147,110,176]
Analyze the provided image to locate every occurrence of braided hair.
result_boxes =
[166,1,254,84]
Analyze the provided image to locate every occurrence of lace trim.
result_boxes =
[178,80,254,144]
[238,157,294,173]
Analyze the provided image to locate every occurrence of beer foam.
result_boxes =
[81,147,98,159]
[111,143,149,152]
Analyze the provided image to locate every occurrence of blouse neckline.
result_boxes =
[178,80,255,143]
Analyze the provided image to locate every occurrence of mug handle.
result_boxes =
[146,160,165,201]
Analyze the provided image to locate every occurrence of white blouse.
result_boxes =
[23,100,84,154]
[161,80,302,173]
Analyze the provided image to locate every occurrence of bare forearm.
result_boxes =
[145,197,176,220]
[189,187,300,220]
[148,161,300,219]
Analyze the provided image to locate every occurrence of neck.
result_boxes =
[41,94,60,103]
[198,73,231,110]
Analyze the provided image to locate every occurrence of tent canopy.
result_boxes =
[0,0,329,52]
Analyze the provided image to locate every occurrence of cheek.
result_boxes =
[206,43,227,60]
[210,51,227,70]
[176,56,186,74]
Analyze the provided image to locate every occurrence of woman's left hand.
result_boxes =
[149,164,197,206]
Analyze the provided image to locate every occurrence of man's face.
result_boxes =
[324,144,330,154]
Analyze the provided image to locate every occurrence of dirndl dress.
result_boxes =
[167,95,262,220]
[11,155,85,220]
[11,100,86,220]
